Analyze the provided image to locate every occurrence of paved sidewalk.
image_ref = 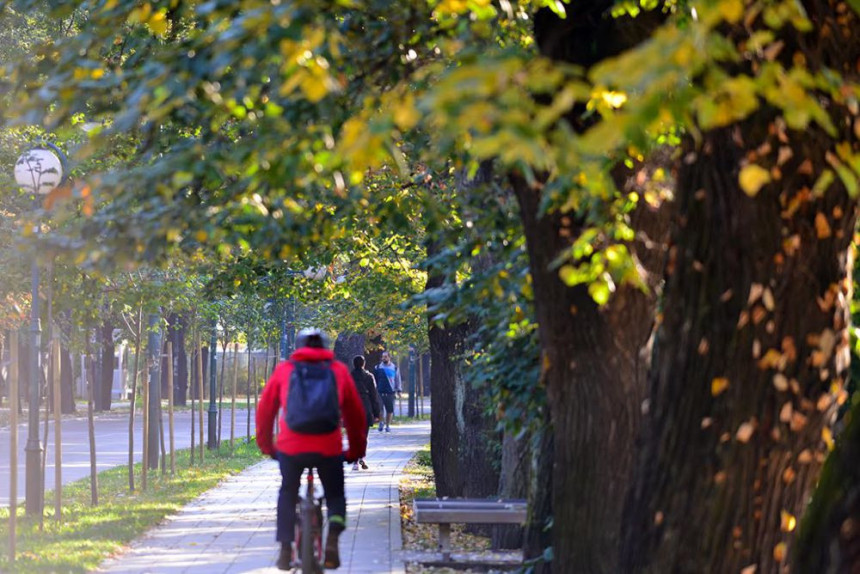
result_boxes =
[98,420,431,573]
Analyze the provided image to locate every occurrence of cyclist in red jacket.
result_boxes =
[256,329,367,570]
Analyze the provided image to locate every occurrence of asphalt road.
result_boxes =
[0,404,257,508]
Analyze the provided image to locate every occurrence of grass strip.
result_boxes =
[0,439,263,573]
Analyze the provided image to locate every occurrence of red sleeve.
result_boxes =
[255,365,284,456]
[340,368,367,460]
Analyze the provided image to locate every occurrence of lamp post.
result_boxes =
[14,145,65,516]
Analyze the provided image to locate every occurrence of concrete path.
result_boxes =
[0,407,255,507]
[97,420,431,574]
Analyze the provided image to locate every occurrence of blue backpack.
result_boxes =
[285,361,340,434]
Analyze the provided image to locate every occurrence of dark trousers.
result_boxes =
[276,452,345,544]
[380,393,395,416]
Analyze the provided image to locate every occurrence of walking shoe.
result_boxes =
[359,459,368,470]
[352,462,359,471]
[276,542,292,570]
[378,421,384,432]
[324,523,344,569]
[385,425,391,433]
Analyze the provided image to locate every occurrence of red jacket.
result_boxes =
[256,347,367,459]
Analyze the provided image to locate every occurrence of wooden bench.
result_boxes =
[413,499,527,561]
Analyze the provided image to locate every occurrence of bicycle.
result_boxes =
[294,467,325,574]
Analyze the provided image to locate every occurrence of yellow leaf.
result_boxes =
[773,374,789,392]
[773,542,787,562]
[711,377,730,396]
[393,93,420,131]
[195,230,208,242]
[822,427,834,451]
[780,510,796,532]
[300,74,329,103]
[718,0,744,23]
[148,11,168,36]
[739,164,772,197]
[736,421,755,443]
[815,212,832,239]
[758,349,784,370]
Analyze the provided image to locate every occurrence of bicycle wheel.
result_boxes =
[300,496,317,574]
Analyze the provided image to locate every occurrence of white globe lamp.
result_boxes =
[14,147,64,195]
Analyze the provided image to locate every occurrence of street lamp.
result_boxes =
[14,144,65,516]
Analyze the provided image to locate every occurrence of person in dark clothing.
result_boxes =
[351,355,381,470]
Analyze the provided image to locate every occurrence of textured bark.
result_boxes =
[621,120,858,570]
[500,9,670,571]
[524,426,554,573]
[492,430,529,550]
[334,333,366,366]
[427,251,468,497]
[461,370,500,536]
[513,174,660,572]
[796,398,860,572]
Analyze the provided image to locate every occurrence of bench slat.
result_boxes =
[413,498,526,525]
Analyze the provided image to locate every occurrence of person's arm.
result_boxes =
[255,367,282,457]
[394,364,403,393]
[341,370,368,461]
[368,372,382,419]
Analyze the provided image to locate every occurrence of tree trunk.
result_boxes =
[427,250,468,497]
[512,173,661,572]
[174,316,188,406]
[524,425,554,573]
[334,333,366,366]
[98,321,114,411]
[796,398,860,572]
[160,315,174,398]
[60,345,75,414]
[127,307,143,492]
[498,8,671,571]
[620,121,858,570]
[493,430,529,550]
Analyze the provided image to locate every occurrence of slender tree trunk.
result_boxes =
[190,346,196,465]
[51,339,61,523]
[60,345,74,414]
[86,353,98,505]
[197,343,205,461]
[174,316,188,406]
[99,321,114,411]
[246,343,252,441]
[218,338,227,448]
[127,307,142,492]
[230,342,238,449]
[167,342,175,475]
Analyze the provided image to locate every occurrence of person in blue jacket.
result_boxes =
[372,351,402,433]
